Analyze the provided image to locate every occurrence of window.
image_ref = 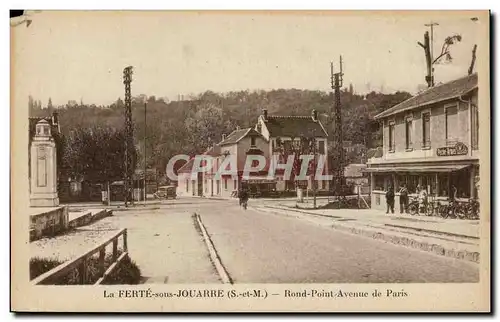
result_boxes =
[421,174,436,195]
[283,140,292,152]
[388,122,395,152]
[405,118,413,150]
[233,179,237,190]
[251,137,256,146]
[374,175,385,191]
[472,104,479,150]
[186,179,189,192]
[204,179,208,192]
[445,105,458,144]
[422,112,431,148]
[318,141,325,154]
[438,174,449,197]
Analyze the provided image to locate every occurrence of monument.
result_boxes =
[30,119,59,207]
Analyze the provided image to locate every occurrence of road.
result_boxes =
[70,198,479,283]
[195,199,479,283]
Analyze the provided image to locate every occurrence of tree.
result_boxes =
[63,126,138,197]
[418,31,462,87]
[47,97,53,112]
[468,44,477,75]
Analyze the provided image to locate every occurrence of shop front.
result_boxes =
[367,162,479,211]
[240,176,277,198]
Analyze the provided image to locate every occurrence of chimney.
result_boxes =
[222,134,226,141]
[312,109,318,122]
[52,110,60,132]
[236,125,240,130]
[263,109,268,121]
[52,110,59,125]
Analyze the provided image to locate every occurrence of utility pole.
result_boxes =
[330,56,345,203]
[123,66,134,207]
[144,102,147,206]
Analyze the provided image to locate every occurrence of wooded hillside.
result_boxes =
[29,88,412,176]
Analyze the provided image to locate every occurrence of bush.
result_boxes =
[30,252,142,285]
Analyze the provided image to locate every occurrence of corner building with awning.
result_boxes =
[365,73,480,211]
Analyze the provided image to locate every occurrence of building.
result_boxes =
[344,163,370,194]
[176,157,198,197]
[204,127,270,198]
[365,73,479,211]
[254,109,330,192]
[176,109,330,198]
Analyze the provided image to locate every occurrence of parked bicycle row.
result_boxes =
[385,184,479,220]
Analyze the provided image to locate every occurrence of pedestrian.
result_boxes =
[385,186,395,214]
[450,185,458,202]
[399,183,409,214]
[418,185,428,214]
[239,188,249,209]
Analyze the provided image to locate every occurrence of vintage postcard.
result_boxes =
[10,10,490,312]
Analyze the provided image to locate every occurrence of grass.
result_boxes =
[30,252,142,285]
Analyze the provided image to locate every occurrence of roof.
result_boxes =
[364,164,470,173]
[204,144,221,157]
[262,115,328,138]
[220,128,267,146]
[29,117,59,140]
[366,147,383,159]
[177,158,195,174]
[374,73,478,120]
[344,164,367,177]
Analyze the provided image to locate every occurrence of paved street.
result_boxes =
[43,198,479,284]
[192,199,479,283]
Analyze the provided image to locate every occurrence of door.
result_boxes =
[197,172,203,196]
[192,180,196,196]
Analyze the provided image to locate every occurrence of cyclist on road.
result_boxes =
[239,188,249,209]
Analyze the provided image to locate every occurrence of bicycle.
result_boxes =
[466,198,480,220]
[407,196,420,215]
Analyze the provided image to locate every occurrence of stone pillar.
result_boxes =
[30,120,59,207]
[470,165,476,198]
[435,173,439,197]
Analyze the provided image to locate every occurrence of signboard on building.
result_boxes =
[436,142,468,157]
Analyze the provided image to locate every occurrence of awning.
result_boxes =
[363,164,470,173]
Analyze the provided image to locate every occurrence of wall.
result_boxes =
[377,97,476,164]
[176,172,195,197]
[30,206,69,241]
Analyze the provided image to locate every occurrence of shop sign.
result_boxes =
[436,142,468,157]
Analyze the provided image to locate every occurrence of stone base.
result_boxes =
[30,196,59,207]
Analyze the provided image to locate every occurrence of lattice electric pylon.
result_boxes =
[123,66,134,206]
[330,56,345,198]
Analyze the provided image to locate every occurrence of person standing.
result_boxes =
[399,184,409,214]
[386,186,395,214]
[418,185,428,214]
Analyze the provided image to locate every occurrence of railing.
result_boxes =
[32,228,128,285]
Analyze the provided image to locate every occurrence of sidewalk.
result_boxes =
[65,200,162,212]
[254,203,481,263]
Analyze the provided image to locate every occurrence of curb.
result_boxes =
[194,213,233,284]
[330,222,480,263]
[258,205,480,264]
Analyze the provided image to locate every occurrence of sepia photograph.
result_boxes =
[10,10,490,312]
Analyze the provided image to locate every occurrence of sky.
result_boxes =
[12,10,487,107]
